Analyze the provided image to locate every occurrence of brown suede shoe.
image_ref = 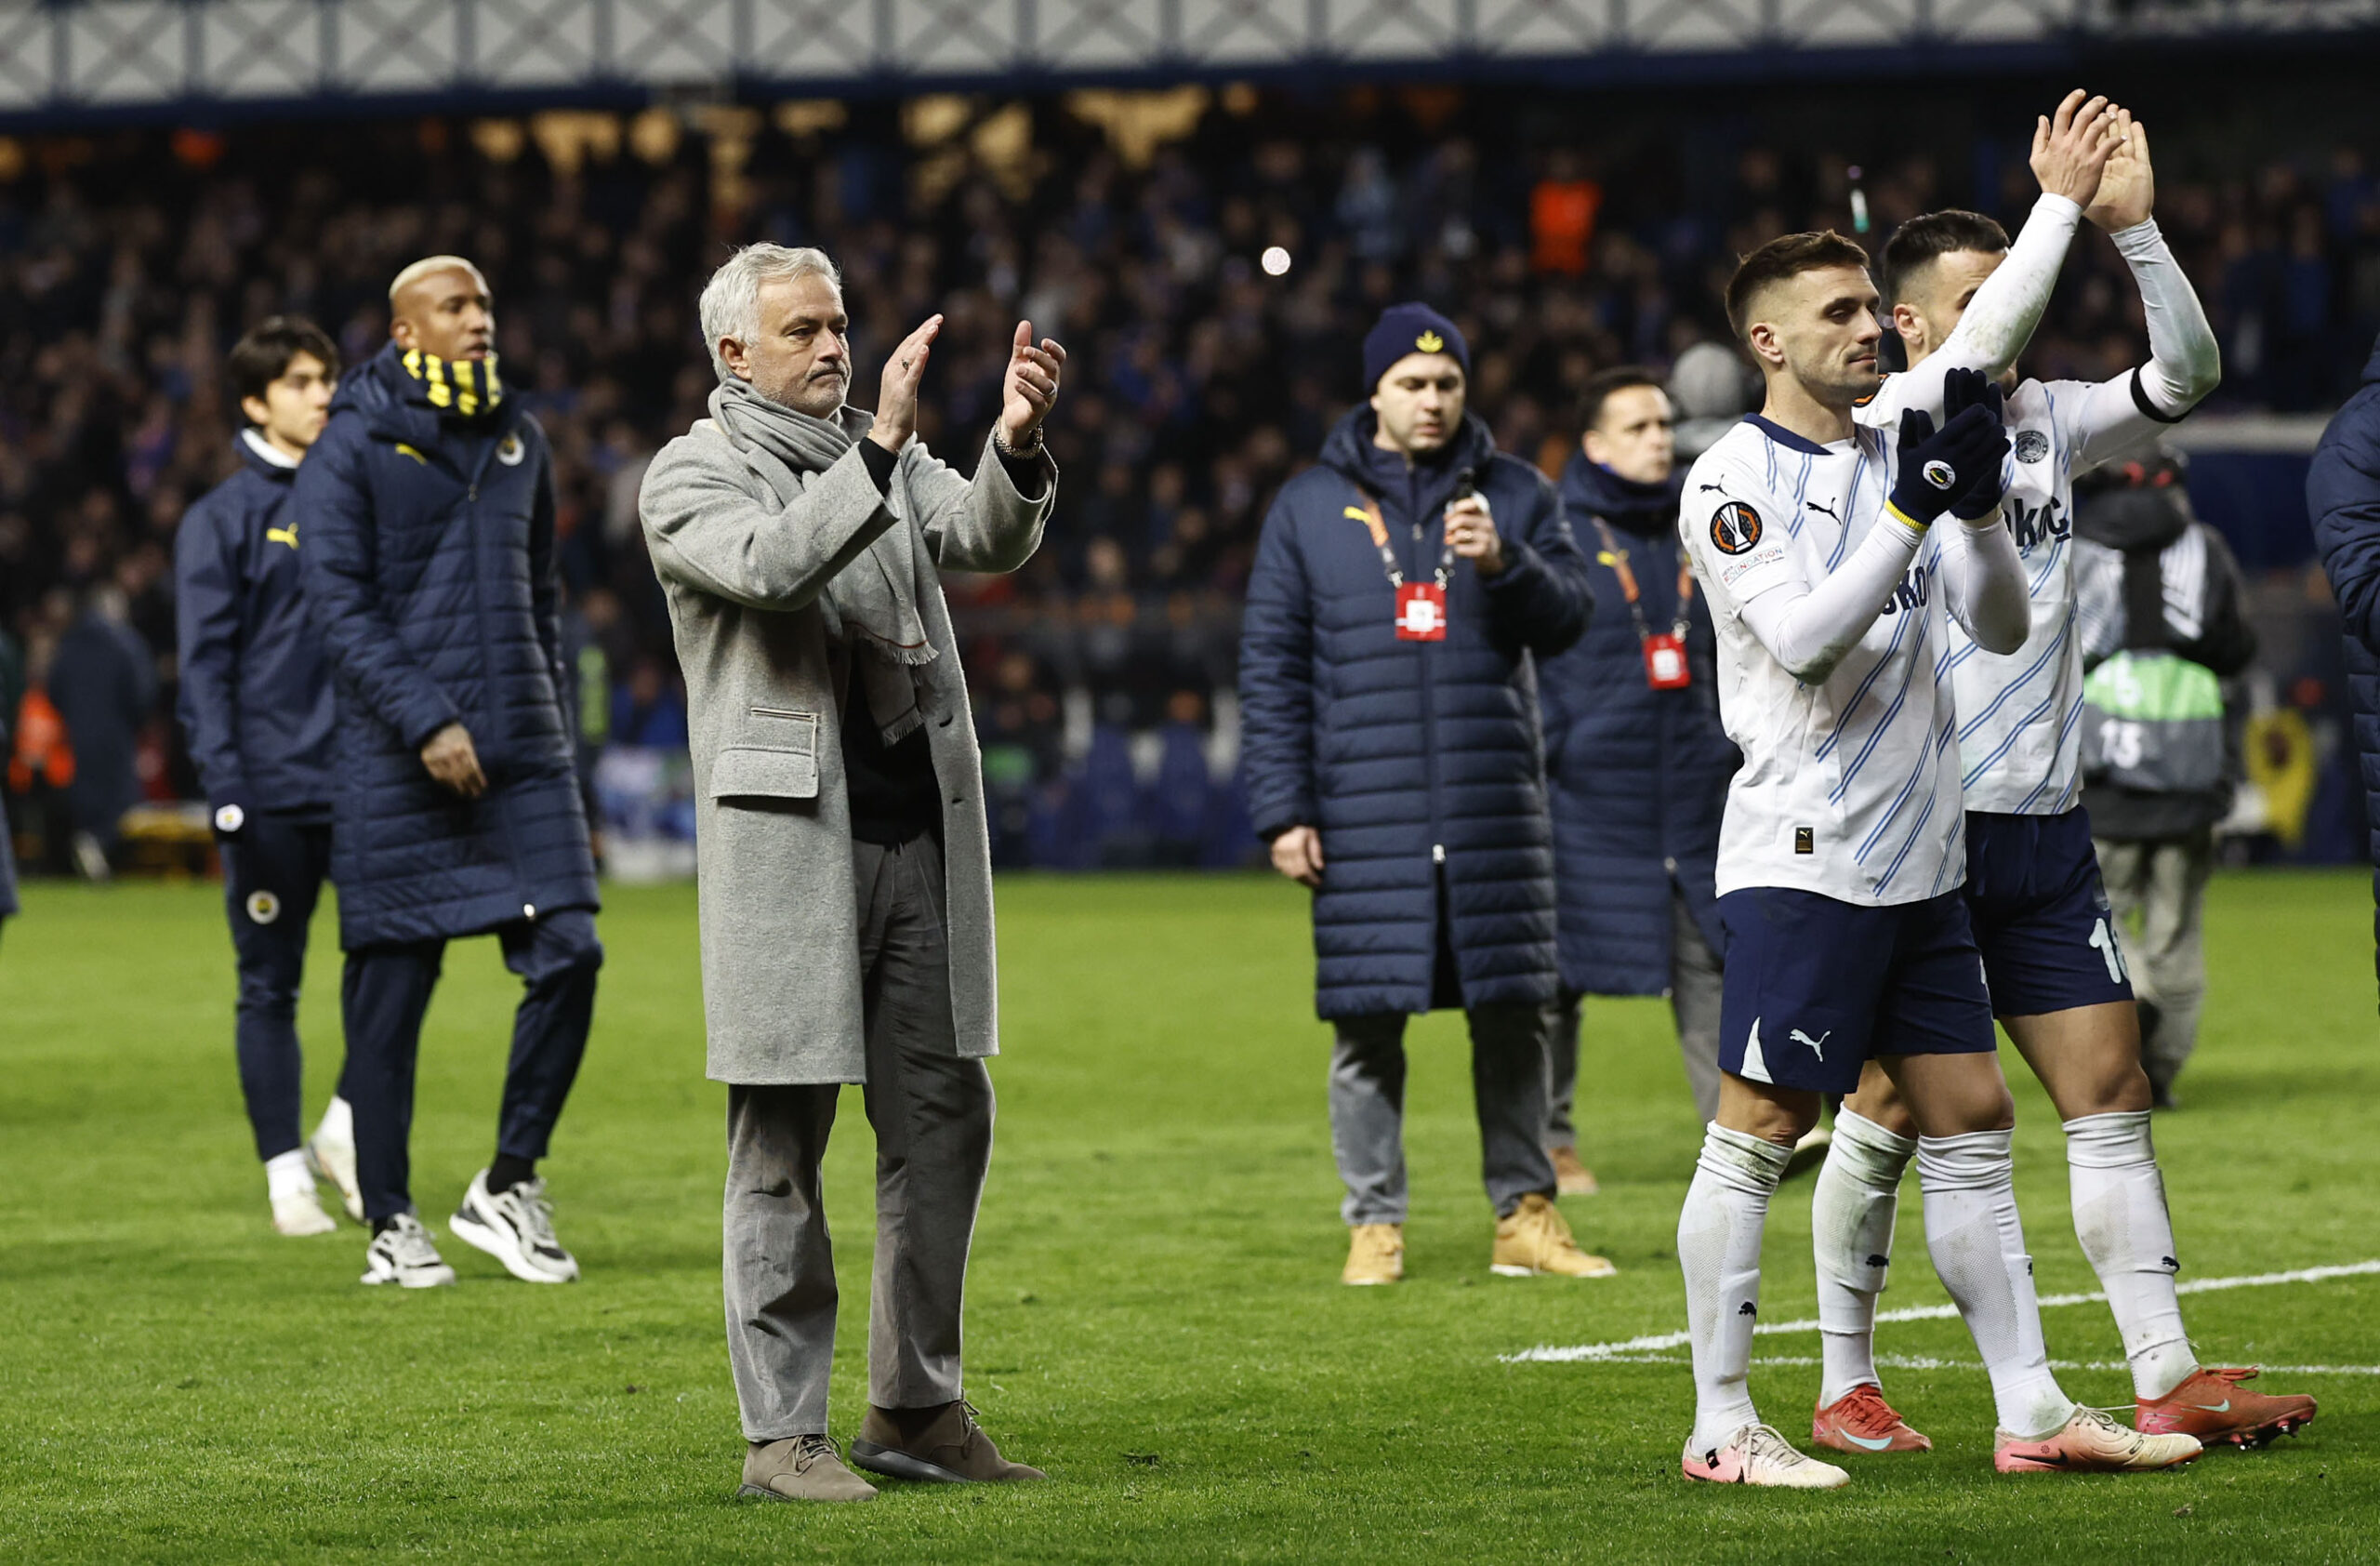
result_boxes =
[1549,1144,1600,1197]
[850,1400,1046,1483]
[737,1435,879,1502]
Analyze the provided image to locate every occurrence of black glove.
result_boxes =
[1939,367,2012,522]
[1887,403,2007,530]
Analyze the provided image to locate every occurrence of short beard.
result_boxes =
[769,367,847,418]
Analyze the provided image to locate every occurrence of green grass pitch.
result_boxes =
[2,869,2375,1562]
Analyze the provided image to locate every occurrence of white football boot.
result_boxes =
[450,1171,579,1283]
[1683,1423,1852,1489]
[305,1097,365,1224]
[360,1213,457,1288]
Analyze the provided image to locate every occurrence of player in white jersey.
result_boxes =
[1672,90,2202,1490]
[1806,113,2318,1457]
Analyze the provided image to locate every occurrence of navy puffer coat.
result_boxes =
[1539,455,1738,996]
[1240,408,1594,1019]
[2309,330,2380,1006]
[297,343,597,949]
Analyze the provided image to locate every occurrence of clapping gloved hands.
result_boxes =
[1886,367,2012,533]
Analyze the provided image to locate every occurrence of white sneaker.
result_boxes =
[305,1098,365,1225]
[360,1213,457,1288]
[1683,1422,1852,1489]
[271,1190,337,1237]
[450,1171,579,1283]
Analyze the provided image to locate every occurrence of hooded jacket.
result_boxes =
[175,431,338,821]
[2309,330,2380,1003]
[295,341,597,949]
[1536,453,1737,995]
[1239,407,1593,1019]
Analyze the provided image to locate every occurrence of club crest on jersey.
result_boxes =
[1922,458,1956,490]
[2014,428,2051,463]
[246,890,282,925]
[1710,501,1763,555]
[496,432,526,466]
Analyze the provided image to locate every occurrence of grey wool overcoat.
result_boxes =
[640,417,1054,1084]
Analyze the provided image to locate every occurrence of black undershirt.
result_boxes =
[840,436,1046,845]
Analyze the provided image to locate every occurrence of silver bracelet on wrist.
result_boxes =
[993,425,1044,459]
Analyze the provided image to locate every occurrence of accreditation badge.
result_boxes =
[1644,631,1690,689]
[1395,583,1448,642]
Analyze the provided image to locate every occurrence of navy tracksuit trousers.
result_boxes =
[220,813,339,1161]
[341,910,602,1222]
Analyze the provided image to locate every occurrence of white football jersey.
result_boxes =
[1864,373,2167,816]
[1682,416,1965,907]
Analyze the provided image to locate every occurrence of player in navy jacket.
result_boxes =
[174,317,363,1237]
[2311,328,2380,1011]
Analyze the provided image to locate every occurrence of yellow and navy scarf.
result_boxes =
[401,349,505,418]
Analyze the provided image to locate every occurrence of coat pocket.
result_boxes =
[711,745,820,800]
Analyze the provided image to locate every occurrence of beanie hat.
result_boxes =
[1363,302,1470,392]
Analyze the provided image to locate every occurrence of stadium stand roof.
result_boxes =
[0,0,2374,125]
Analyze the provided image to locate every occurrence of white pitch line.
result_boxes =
[1502,1257,2380,1365]
[1570,1353,2380,1376]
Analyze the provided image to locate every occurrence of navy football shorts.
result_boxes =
[1715,886,1998,1095]
[1963,807,2135,1018]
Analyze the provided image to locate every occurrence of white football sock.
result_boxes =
[2065,1110,2197,1400]
[1679,1123,1793,1453]
[264,1148,316,1203]
[1916,1129,2076,1440]
[1811,1109,1918,1407]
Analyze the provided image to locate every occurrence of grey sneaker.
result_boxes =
[738,1436,879,1503]
[360,1214,457,1288]
[450,1171,578,1283]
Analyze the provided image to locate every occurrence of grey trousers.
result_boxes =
[2096,829,2215,1095]
[1330,1004,1557,1226]
[722,834,994,1441]
[1547,888,1726,1138]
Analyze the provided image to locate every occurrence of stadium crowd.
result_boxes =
[1,79,2375,869]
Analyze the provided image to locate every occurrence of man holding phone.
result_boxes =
[1241,303,1604,1286]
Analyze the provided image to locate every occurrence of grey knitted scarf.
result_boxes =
[707,375,934,744]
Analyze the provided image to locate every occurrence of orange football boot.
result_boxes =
[2136,1366,2317,1448]
[1812,1384,1934,1454]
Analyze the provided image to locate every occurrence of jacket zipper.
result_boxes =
[1413,500,1447,972]
[459,427,528,911]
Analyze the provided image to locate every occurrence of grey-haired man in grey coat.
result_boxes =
[640,245,1063,1502]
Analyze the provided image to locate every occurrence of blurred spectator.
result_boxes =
[611,657,690,750]
[50,584,155,877]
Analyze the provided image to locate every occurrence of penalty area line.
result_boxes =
[1501,1257,2380,1365]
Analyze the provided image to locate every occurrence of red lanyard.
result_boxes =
[1593,517,1693,642]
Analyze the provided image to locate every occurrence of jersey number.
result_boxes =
[2098,718,2146,770]
[2089,917,2130,985]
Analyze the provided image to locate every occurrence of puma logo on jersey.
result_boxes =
[1875,566,1930,616]
[1738,1301,1758,1316]
[1789,1029,1831,1060]
[266,525,298,550]
[1805,500,1841,523]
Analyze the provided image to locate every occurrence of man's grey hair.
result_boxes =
[698,244,842,380]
